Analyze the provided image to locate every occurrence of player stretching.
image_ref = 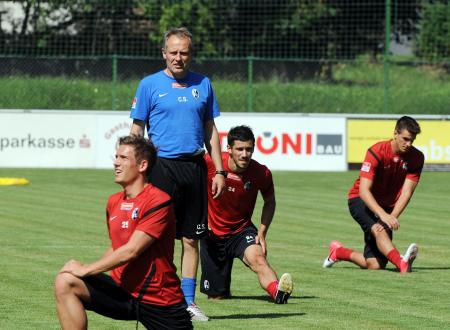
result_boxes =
[200,125,293,303]
[54,136,192,329]
[324,116,424,273]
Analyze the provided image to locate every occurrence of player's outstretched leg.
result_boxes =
[274,273,293,304]
[399,243,419,273]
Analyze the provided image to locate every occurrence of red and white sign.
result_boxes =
[215,114,347,171]
[0,111,346,171]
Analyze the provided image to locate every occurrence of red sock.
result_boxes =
[336,247,353,261]
[387,248,402,269]
[266,280,278,299]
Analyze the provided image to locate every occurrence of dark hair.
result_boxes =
[118,135,157,177]
[227,125,255,147]
[163,27,193,51]
[395,116,421,136]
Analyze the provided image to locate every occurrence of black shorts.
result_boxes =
[148,154,207,240]
[200,226,258,297]
[83,273,192,330]
[348,197,393,264]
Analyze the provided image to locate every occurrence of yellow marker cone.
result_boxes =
[0,177,30,186]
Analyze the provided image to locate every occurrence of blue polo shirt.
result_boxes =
[130,70,220,158]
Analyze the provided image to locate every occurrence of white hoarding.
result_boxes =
[216,114,346,171]
[0,111,346,171]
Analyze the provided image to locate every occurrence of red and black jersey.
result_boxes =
[348,140,424,209]
[205,152,274,239]
[106,184,184,306]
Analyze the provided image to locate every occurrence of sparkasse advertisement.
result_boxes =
[347,119,450,165]
[0,111,347,171]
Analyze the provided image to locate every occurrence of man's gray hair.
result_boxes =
[163,27,193,51]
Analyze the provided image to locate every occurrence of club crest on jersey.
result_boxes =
[244,181,252,191]
[121,202,134,211]
[361,162,371,172]
[172,82,187,88]
[192,89,199,98]
[402,161,408,170]
[131,207,139,221]
[131,97,137,109]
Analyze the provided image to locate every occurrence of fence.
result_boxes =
[0,1,449,113]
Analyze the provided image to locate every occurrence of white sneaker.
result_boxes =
[274,273,293,304]
[322,240,343,268]
[187,302,209,321]
[401,243,419,273]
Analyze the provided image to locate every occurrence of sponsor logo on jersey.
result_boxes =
[172,82,188,88]
[361,161,371,172]
[244,181,252,191]
[226,173,241,181]
[158,93,168,97]
[192,89,199,98]
[131,97,137,109]
[131,207,139,221]
[121,202,134,211]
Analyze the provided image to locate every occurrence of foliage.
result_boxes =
[0,1,426,60]
[414,1,450,61]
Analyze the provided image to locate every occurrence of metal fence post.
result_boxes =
[384,0,391,114]
[247,56,254,112]
[112,54,118,110]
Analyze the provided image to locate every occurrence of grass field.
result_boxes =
[1,168,449,329]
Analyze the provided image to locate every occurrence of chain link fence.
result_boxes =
[0,0,448,113]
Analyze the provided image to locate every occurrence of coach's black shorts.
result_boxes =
[83,274,192,330]
[148,154,207,240]
[200,226,258,297]
[348,197,393,264]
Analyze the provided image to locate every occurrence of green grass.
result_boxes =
[0,61,449,114]
[0,169,449,329]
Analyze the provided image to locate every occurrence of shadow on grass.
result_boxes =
[338,266,450,272]
[211,312,306,320]
[411,267,450,271]
[225,295,316,302]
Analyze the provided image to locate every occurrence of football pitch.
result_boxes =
[1,168,449,329]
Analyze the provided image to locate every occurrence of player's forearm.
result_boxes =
[130,120,145,136]
[204,121,224,171]
[359,189,389,219]
[391,192,413,219]
[82,244,140,276]
[259,198,276,236]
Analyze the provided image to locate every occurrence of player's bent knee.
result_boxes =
[366,259,383,270]
[54,272,80,296]
[182,237,198,249]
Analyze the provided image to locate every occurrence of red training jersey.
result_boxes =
[106,184,184,306]
[348,140,424,209]
[205,152,274,238]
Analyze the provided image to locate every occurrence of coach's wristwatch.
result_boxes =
[215,170,228,178]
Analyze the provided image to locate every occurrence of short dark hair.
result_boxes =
[395,116,421,136]
[227,125,255,147]
[163,27,193,51]
[118,135,156,177]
